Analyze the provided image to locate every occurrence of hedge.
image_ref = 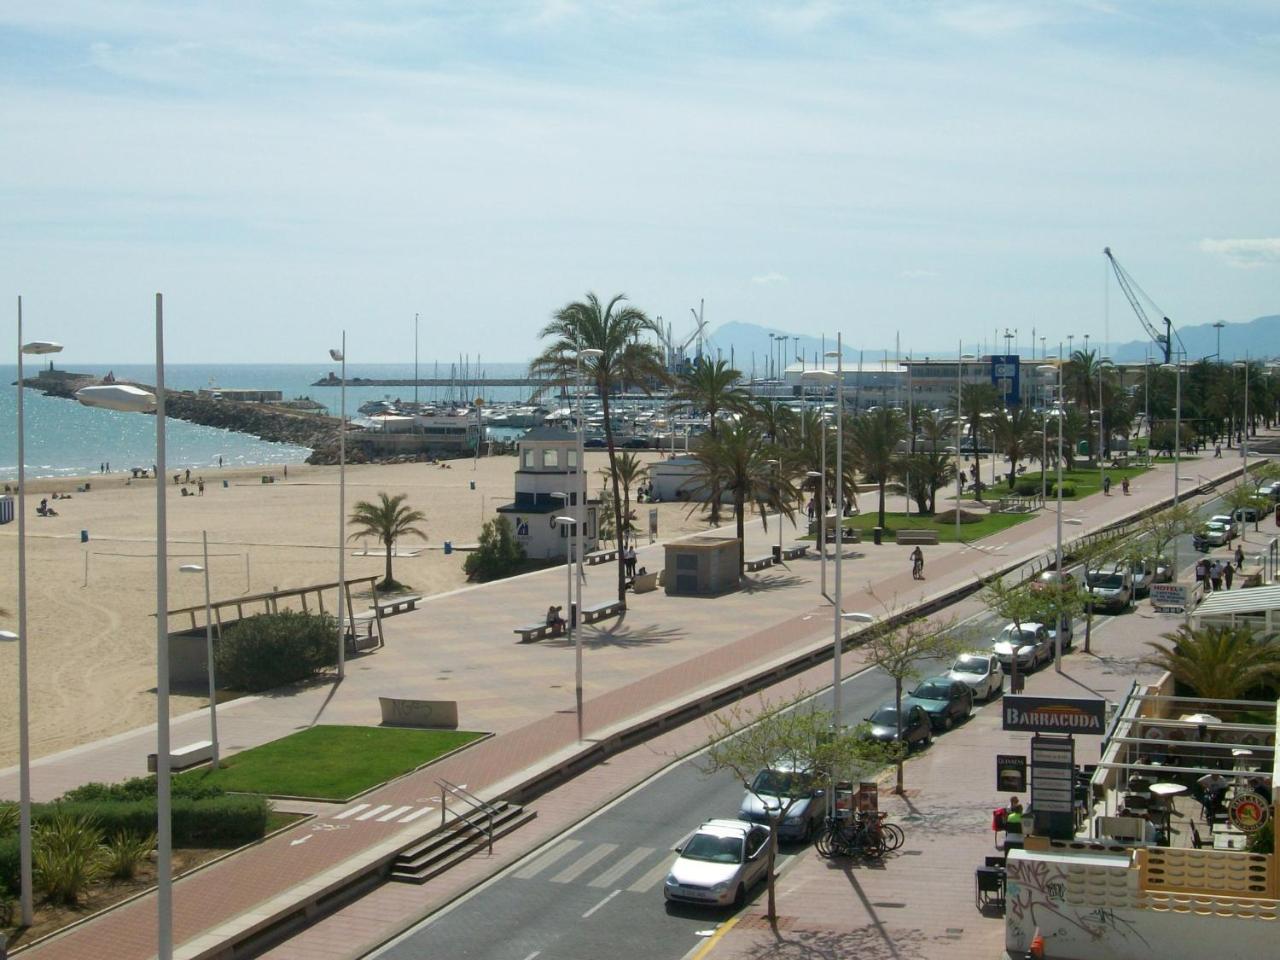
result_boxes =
[32,795,269,849]
[217,610,338,691]
[1014,479,1040,496]
[61,775,225,804]
[0,834,18,896]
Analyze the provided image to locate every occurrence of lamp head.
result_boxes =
[578,348,604,360]
[179,564,205,574]
[22,340,63,356]
[0,630,18,642]
[554,515,576,528]
[329,348,344,362]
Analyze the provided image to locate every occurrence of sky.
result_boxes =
[1,1,1278,363]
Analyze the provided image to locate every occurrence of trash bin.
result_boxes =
[872,527,883,545]
[443,540,453,555]
[80,529,89,543]
[772,544,782,562]
[223,479,229,488]
[469,480,476,490]
[570,602,578,629]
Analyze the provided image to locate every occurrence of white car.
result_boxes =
[991,622,1052,672]
[1209,514,1238,539]
[664,819,771,908]
[1199,522,1229,547]
[947,651,1004,701]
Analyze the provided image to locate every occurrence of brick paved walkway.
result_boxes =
[10,456,1248,958]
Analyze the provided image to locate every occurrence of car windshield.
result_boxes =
[870,707,899,726]
[954,656,989,675]
[681,833,743,864]
[911,681,949,700]
[1090,574,1123,588]
[751,769,810,798]
[1000,628,1037,644]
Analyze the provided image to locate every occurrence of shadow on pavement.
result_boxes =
[543,618,686,650]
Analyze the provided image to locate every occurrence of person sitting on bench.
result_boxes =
[546,605,566,632]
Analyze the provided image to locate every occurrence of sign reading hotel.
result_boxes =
[1002,695,1106,735]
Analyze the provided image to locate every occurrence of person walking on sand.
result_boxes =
[197,477,205,496]
[910,546,925,580]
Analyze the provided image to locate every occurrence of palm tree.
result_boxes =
[848,407,907,530]
[894,449,954,514]
[959,382,999,486]
[991,406,1039,488]
[531,292,668,602]
[687,420,796,574]
[673,358,748,434]
[749,397,798,445]
[347,492,428,591]
[1144,625,1280,700]
[599,451,647,546]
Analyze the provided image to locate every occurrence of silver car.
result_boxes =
[991,622,1051,671]
[947,651,1004,701]
[738,761,827,842]
[664,819,771,908]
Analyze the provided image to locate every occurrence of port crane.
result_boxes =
[661,299,712,373]
[1103,247,1180,364]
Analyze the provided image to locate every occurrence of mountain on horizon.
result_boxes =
[708,314,1280,371]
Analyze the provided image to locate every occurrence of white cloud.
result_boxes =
[1199,238,1280,268]
[751,271,789,285]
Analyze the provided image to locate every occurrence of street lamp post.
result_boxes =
[1038,361,1066,671]
[823,338,845,730]
[1160,356,1183,575]
[802,368,837,602]
[1098,357,1111,491]
[955,349,976,542]
[328,339,347,680]
[766,458,783,556]
[75,294,171,959]
[574,348,602,743]
[12,298,62,928]
[1235,358,1250,475]
[553,514,580,738]
[178,531,220,769]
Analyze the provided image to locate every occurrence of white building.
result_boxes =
[495,427,599,561]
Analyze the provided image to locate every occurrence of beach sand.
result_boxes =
[0,451,714,767]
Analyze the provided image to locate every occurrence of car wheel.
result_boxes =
[733,884,746,908]
[942,713,954,731]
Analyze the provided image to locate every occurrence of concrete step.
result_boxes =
[390,803,536,884]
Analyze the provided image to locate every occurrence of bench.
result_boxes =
[896,529,939,546]
[371,594,422,617]
[514,621,564,643]
[781,544,810,561]
[343,611,380,654]
[148,740,213,773]
[824,527,862,544]
[631,570,661,593]
[582,600,625,624]
[745,554,775,572]
[587,549,618,565]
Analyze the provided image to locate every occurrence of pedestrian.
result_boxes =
[624,545,637,577]
[959,469,968,491]
[1235,544,1245,570]
[1121,477,1130,495]
[283,464,288,479]
[218,455,223,468]
[910,546,924,580]
[806,497,816,521]
[184,467,191,483]
[197,477,205,496]
[1224,563,1234,589]
[1211,560,1224,592]
[1194,558,1208,590]
[1215,444,1222,458]
[1103,475,1111,496]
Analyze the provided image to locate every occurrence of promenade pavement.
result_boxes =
[6,455,1248,958]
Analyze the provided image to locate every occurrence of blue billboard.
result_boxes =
[990,354,1020,407]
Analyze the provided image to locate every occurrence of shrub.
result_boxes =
[0,834,18,896]
[216,610,338,692]
[61,775,225,804]
[36,794,269,849]
[0,801,16,835]
[463,516,527,582]
[102,830,156,880]
[33,811,104,905]
[0,890,13,927]
[1051,483,1076,498]
[1014,479,1040,497]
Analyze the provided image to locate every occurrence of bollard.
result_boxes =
[469,480,476,490]
[80,529,89,543]
[872,527,883,546]
[443,540,453,555]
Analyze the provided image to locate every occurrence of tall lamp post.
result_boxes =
[955,349,976,542]
[178,531,220,768]
[1038,361,1066,671]
[553,514,581,739]
[328,339,347,680]
[1234,358,1250,475]
[766,458,783,556]
[803,368,837,601]
[1097,357,1112,490]
[74,294,169,959]
[1160,356,1183,576]
[823,339,845,729]
[12,298,62,928]
[574,348,603,743]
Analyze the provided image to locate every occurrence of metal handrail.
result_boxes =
[436,778,497,855]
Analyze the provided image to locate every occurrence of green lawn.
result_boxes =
[808,510,1035,544]
[1013,465,1151,499]
[183,725,486,801]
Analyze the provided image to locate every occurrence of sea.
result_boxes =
[0,362,536,482]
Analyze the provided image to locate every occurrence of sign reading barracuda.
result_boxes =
[1002,695,1106,735]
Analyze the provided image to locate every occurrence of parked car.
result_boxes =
[1196,521,1230,548]
[991,622,1052,672]
[1234,505,1264,526]
[1125,558,1156,598]
[622,436,649,449]
[738,759,827,843]
[1029,570,1076,596]
[863,703,933,750]
[1210,514,1238,539]
[947,651,1004,701]
[1150,555,1174,583]
[664,819,771,908]
[906,676,974,731]
[583,437,607,448]
[1258,482,1280,502]
[1085,564,1134,612]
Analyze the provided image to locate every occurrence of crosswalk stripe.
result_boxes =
[550,843,617,884]
[378,805,414,822]
[356,804,392,821]
[332,804,369,820]
[399,806,435,823]
[513,840,583,880]
[588,846,655,888]
[627,853,677,893]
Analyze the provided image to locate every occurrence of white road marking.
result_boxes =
[399,806,435,823]
[581,889,622,919]
[513,839,583,880]
[378,805,414,822]
[289,835,312,847]
[627,853,676,893]
[332,803,369,820]
[550,843,618,884]
[356,804,392,821]
[520,952,541,960]
[588,846,655,888]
